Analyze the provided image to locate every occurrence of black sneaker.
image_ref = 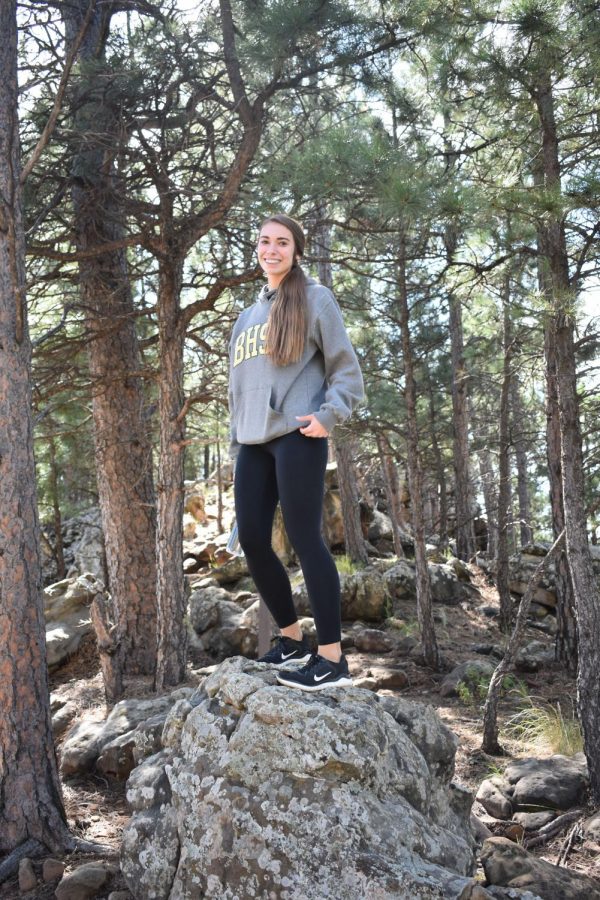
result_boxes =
[276,653,353,691]
[257,635,312,666]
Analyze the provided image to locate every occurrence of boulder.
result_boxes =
[383,559,474,609]
[476,778,513,820]
[440,660,496,699]
[340,569,391,621]
[57,507,105,582]
[60,690,193,777]
[188,587,260,657]
[481,836,600,899]
[514,641,554,673]
[354,667,409,692]
[121,657,479,899]
[44,573,104,670]
[429,562,475,606]
[353,627,395,653]
[503,754,589,811]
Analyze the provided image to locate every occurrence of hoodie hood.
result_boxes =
[258,274,318,303]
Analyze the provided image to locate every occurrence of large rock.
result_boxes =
[121,657,480,899]
[503,754,588,811]
[440,660,496,699]
[188,586,260,656]
[60,691,193,777]
[62,507,105,581]
[384,559,475,609]
[481,836,600,899]
[44,572,104,670]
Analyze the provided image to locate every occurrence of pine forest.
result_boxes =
[1,0,600,897]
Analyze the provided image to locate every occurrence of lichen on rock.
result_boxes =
[121,656,479,899]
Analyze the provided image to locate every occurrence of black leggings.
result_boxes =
[234,429,341,645]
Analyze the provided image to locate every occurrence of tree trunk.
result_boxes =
[482,532,564,754]
[536,69,600,799]
[478,448,498,559]
[48,431,66,580]
[532,88,578,674]
[376,430,405,558]
[497,279,513,633]
[0,0,70,851]
[446,276,475,559]
[397,234,439,669]
[426,379,448,549]
[64,0,158,679]
[511,378,533,547]
[155,259,188,689]
[313,207,367,565]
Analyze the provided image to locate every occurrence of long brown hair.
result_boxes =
[262,214,308,367]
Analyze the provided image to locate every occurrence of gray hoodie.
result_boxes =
[228,277,364,458]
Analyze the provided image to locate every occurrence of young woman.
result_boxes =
[228,213,364,691]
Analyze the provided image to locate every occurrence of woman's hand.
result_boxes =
[296,414,329,438]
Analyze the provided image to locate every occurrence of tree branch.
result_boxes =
[20,0,97,185]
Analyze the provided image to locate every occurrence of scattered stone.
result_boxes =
[481,835,600,899]
[512,811,556,831]
[55,862,117,900]
[504,754,588,811]
[583,810,600,841]
[353,627,395,653]
[18,858,36,892]
[42,858,65,881]
[353,665,408,692]
[476,778,513,820]
[480,606,499,618]
[108,892,133,900]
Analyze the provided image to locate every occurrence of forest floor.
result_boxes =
[2,562,599,898]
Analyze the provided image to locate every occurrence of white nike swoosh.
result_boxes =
[281,650,299,660]
[314,671,332,682]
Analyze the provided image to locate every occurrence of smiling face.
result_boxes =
[257,220,298,288]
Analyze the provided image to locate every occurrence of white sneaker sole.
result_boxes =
[275,674,354,691]
[258,653,312,668]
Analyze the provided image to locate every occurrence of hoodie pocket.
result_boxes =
[236,386,286,444]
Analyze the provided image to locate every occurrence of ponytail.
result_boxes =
[261,214,308,367]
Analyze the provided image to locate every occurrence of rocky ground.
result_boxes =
[2,481,600,899]
[2,561,599,899]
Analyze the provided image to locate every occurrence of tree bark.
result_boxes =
[335,431,369,564]
[64,0,158,679]
[535,69,600,799]
[376,430,405,558]
[478,448,498,559]
[426,379,448,549]
[314,207,368,565]
[154,259,188,689]
[0,0,70,851]
[397,233,439,669]
[446,245,476,560]
[532,85,577,674]
[48,432,66,580]
[497,278,514,633]
[511,378,533,547]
